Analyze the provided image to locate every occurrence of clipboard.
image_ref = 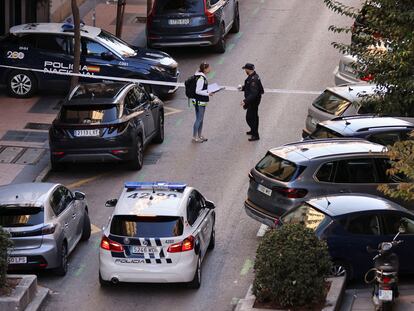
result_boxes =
[208,83,225,94]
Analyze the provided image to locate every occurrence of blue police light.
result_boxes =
[124,182,187,192]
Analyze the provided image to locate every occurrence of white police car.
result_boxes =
[99,182,215,289]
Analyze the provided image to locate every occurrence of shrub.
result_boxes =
[253,223,331,308]
[0,227,12,288]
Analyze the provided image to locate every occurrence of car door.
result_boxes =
[186,192,209,258]
[124,87,152,141]
[379,211,414,273]
[223,0,235,32]
[65,188,83,241]
[134,85,155,137]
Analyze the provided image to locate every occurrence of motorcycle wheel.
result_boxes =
[380,302,393,311]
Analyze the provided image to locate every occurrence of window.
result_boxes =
[382,214,414,235]
[310,126,342,139]
[369,132,403,146]
[0,205,44,227]
[334,159,378,183]
[186,192,204,226]
[36,34,68,53]
[60,104,120,124]
[345,215,380,235]
[81,38,110,58]
[255,153,301,182]
[312,91,352,116]
[154,0,205,14]
[110,216,183,237]
[315,162,336,182]
[376,158,411,183]
[50,187,72,215]
[125,89,138,110]
[97,30,136,58]
[207,0,220,7]
[133,86,149,106]
[281,203,330,231]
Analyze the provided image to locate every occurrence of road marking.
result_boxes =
[217,56,226,65]
[235,31,243,39]
[240,259,254,276]
[66,173,107,189]
[164,106,182,116]
[137,173,146,181]
[227,43,236,51]
[231,297,240,305]
[91,224,101,234]
[74,263,86,277]
[256,224,269,237]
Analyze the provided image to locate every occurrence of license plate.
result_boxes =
[257,184,272,196]
[74,129,100,137]
[379,289,393,301]
[168,19,190,25]
[8,257,27,264]
[131,246,158,254]
[343,65,356,75]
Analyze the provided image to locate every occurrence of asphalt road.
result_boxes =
[39,0,357,310]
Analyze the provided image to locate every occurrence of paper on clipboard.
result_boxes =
[208,83,225,94]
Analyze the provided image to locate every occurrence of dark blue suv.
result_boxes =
[0,23,179,98]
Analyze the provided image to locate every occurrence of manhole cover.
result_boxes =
[143,152,162,165]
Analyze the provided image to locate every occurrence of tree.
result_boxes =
[324,0,414,201]
[70,0,81,91]
[0,229,12,288]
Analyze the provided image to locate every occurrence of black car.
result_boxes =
[306,116,414,146]
[0,23,179,98]
[49,82,164,171]
[147,0,240,53]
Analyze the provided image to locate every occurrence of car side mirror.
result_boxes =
[74,191,86,200]
[149,93,156,101]
[101,51,114,61]
[105,198,117,207]
[205,200,215,209]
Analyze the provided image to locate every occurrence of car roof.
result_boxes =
[270,139,386,163]
[9,23,101,39]
[325,84,377,102]
[113,187,191,217]
[65,82,131,104]
[320,116,414,135]
[0,182,57,206]
[306,194,409,217]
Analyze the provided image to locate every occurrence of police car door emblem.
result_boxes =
[123,237,130,245]
[142,240,148,246]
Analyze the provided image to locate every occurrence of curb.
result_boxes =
[24,286,49,311]
[34,163,51,183]
[236,277,346,311]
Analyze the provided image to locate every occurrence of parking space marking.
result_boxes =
[91,224,101,235]
[240,259,254,276]
[217,56,226,65]
[66,173,107,189]
[74,263,86,277]
[165,106,182,116]
[227,43,236,51]
[231,297,240,305]
[256,224,269,237]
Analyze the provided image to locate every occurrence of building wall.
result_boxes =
[50,0,87,22]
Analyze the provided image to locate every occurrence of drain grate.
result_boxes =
[29,96,62,114]
[111,12,146,25]
[24,122,51,130]
[2,130,49,143]
[0,146,45,165]
[143,152,162,165]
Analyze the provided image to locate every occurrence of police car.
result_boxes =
[99,182,216,289]
[0,23,179,98]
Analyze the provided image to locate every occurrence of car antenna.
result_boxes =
[325,197,331,207]
[348,86,353,92]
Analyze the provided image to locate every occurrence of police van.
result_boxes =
[0,23,179,98]
[99,182,216,289]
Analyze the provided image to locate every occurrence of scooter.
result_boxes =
[364,230,403,311]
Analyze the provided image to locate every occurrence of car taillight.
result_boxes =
[205,10,215,24]
[100,236,124,252]
[167,236,195,253]
[274,187,308,199]
[361,73,374,81]
[108,122,128,135]
[52,151,65,157]
[42,224,56,235]
[382,277,392,284]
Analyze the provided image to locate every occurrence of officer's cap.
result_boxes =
[242,63,255,70]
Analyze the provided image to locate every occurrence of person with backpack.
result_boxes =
[185,62,213,143]
[239,63,264,141]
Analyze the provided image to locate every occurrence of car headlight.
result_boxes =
[160,57,177,67]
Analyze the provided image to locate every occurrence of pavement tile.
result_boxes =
[0,163,25,186]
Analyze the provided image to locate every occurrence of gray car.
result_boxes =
[244,139,413,226]
[0,183,91,276]
[333,54,363,85]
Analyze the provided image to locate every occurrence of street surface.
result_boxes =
[38,0,357,310]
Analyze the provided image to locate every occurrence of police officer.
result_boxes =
[239,63,264,141]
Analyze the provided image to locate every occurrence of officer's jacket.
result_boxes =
[242,72,263,105]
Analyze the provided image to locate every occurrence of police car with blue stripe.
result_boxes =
[0,23,179,98]
[99,182,216,288]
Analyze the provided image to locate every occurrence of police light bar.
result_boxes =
[124,182,187,192]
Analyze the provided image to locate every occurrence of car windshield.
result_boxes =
[310,126,342,139]
[154,0,205,14]
[110,216,184,238]
[60,104,120,124]
[97,30,136,58]
[0,205,44,227]
[281,203,329,231]
[255,153,300,182]
[312,91,352,116]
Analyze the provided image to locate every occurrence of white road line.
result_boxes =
[256,224,269,237]
[164,106,182,116]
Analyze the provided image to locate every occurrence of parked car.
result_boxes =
[146,0,240,53]
[333,54,364,85]
[49,82,164,171]
[278,194,414,280]
[0,23,179,98]
[244,139,413,226]
[306,116,414,146]
[0,182,91,276]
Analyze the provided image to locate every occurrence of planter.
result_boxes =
[236,277,346,311]
[0,275,49,311]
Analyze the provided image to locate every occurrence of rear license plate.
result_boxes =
[131,246,158,254]
[168,19,190,25]
[74,129,100,137]
[257,184,272,196]
[379,289,393,301]
[8,257,27,264]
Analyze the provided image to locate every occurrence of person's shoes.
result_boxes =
[192,137,203,143]
[199,136,208,142]
[248,136,260,141]
[246,131,253,135]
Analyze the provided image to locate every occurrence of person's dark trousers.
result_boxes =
[246,104,259,137]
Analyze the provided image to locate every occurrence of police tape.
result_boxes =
[0,64,321,95]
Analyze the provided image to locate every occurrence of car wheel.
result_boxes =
[214,24,226,53]
[208,227,215,250]
[7,71,38,98]
[331,261,351,281]
[381,302,392,311]
[129,136,144,170]
[99,272,111,287]
[230,5,240,33]
[81,212,91,241]
[54,242,68,276]
[188,256,202,289]
[152,113,164,144]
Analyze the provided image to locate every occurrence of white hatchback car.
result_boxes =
[99,182,216,289]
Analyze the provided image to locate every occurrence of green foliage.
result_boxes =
[253,223,331,308]
[0,228,12,288]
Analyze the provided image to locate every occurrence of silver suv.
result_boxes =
[0,183,91,276]
[244,139,413,226]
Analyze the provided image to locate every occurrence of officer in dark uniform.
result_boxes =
[239,63,264,141]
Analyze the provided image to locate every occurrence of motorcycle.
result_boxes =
[364,230,404,311]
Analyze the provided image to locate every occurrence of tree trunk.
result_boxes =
[70,0,81,91]
[115,0,126,38]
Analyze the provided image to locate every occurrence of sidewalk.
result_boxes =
[0,0,147,186]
